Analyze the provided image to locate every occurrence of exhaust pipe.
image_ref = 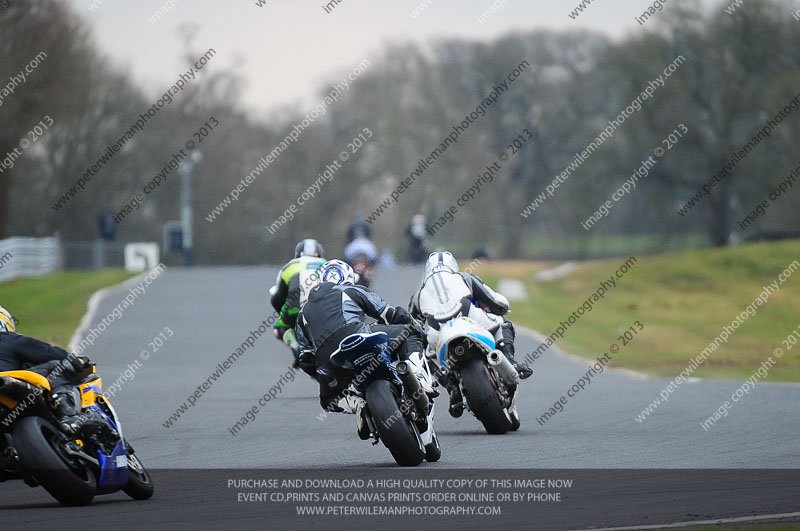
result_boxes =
[487,350,519,385]
[396,361,430,416]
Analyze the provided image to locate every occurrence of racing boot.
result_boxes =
[438,371,464,418]
[425,356,464,418]
[407,352,439,399]
[282,329,301,368]
[355,401,370,440]
[496,321,532,380]
[335,391,370,440]
[50,387,84,435]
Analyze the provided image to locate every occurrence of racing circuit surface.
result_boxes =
[2,266,799,530]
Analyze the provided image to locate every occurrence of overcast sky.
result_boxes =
[66,0,721,118]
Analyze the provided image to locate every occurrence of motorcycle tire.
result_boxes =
[13,416,96,506]
[460,359,513,435]
[122,451,154,500]
[366,379,425,467]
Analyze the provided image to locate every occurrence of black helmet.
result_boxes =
[294,239,323,258]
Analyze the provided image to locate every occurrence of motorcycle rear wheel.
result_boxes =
[366,380,425,467]
[460,359,513,435]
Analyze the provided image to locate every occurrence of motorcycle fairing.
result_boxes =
[0,370,51,390]
[78,376,129,491]
[330,332,399,386]
[436,317,496,366]
[96,439,129,491]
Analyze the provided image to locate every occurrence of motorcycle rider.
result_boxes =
[0,305,94,434]
[346,215,372,245]
[344,233,378,287]
[409,251,532,417]
[295,260,434,429]
[269,239,326,367]
[343,235,378,266]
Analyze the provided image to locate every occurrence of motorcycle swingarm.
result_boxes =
[63,442,100,467]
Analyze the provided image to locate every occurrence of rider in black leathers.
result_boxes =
[295,260,428,413]
[0,305,93,432]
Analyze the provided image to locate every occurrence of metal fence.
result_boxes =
[0,237,127,285]
[0,236,62,284]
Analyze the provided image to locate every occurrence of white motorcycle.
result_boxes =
[433,316,521,434]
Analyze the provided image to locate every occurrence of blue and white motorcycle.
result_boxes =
[434,316,521,434]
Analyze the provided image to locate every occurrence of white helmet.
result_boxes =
[424,251,458,280]
[0,305,16,333]
[320,259,357,286]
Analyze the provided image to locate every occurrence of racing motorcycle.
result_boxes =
[328,331,439,466]
[433,316,521,434]
[269,266,324,375]
[0,366,154,506]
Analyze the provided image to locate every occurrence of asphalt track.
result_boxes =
[2,266,799,530]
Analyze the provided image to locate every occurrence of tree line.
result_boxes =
[1,0,798,264]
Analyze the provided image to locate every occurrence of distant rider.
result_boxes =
[0,305,94,433]
[346,216,371,245]
[409,251,532,417]
[295,260,434,429]
[343,235,378,266]
[269,239,326,367]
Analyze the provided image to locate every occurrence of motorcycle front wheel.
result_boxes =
[122,450,154,500]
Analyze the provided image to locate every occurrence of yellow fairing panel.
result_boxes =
[0,370,51,390]
[79,378,104,408]
[0,370,51,409]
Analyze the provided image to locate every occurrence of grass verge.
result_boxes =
[475,240,800,381]
[0,269,137,349]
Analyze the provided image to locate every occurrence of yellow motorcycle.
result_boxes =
[0,366,153,506]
